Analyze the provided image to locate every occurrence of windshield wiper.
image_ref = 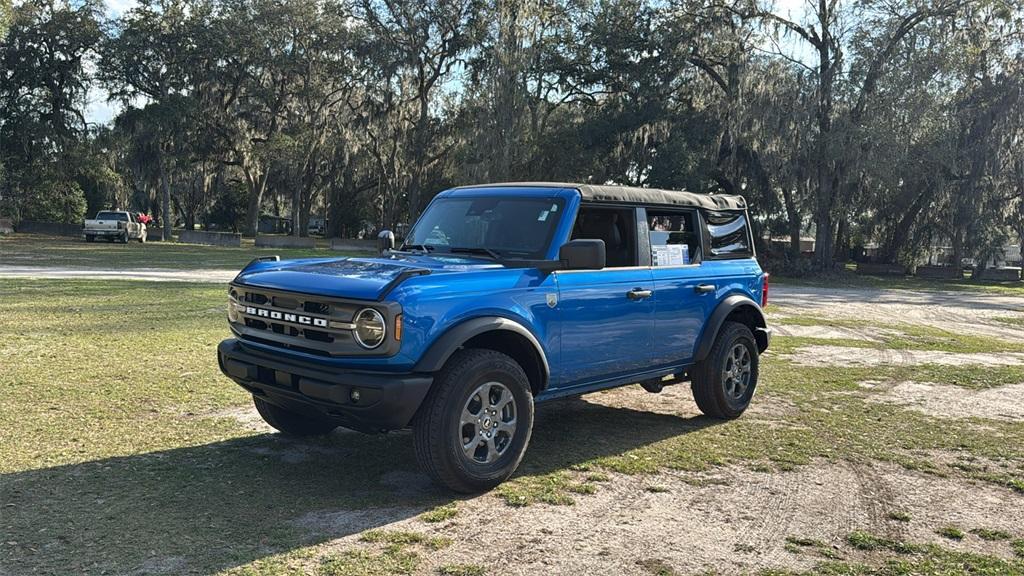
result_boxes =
[448,247,503,261]
[398,243,435,253]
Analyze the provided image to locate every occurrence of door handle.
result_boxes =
[695,284,715,294]
[627,288,652,300]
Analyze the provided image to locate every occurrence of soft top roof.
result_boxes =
[451,182,747,211]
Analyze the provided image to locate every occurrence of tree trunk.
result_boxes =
[243,167,268,237]
[158,152,171,241]
[781,185,802,259]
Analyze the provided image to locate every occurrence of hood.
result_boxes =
[233,254,500,301]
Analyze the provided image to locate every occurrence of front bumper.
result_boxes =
[217,338,432,433]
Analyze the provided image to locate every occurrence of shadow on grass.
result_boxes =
[0,396,719,575]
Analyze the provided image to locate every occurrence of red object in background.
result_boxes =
[137,213,153,225]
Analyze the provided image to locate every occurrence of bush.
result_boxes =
[20,179,87,223]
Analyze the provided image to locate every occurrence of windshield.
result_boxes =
[404,197,564,259]
[97,212,129,221]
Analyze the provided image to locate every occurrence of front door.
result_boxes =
[553,205,655,388]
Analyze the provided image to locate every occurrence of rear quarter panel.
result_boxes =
[694,257,765,343]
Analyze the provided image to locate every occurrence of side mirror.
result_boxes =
[559,239,606,270]
[377,229,395,254]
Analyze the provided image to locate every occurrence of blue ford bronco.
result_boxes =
[218,182,771,492]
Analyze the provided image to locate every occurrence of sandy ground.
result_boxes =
[772,285,1024,344]
[873,381,1024,421]
[193,282,1024,575]
[787,345,1024,367]
[0,265,238,283]
[285,459,1024,576]
[7,265,1024,573]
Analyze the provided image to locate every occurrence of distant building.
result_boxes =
[258,215,292,235]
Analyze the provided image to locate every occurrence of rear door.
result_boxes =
[647,208,715,367]
[554,204,655,388]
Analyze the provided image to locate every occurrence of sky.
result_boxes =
[83,0,137,125]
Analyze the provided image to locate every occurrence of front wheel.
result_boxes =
[691,321,759,419]
[413,349,534,493]
[253,396,337,436]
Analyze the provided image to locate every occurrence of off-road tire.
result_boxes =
[253,396,337,436]
[691,321,759,419]
[119,233,129,244]
[413,349,534,493]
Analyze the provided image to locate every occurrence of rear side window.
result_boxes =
[647,210,700,265]
[705,211,752,258]
[97,211,129,221]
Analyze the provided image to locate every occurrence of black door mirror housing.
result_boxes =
[559,239,606,270]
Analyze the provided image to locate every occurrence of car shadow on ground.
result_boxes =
[0,395,720,575]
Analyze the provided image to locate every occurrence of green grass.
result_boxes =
[971,528,1012,541]
[438,564,488,576]
[772,270,1024,296]
[994,316,1024,328]
[319,548,420,576]
[636,558,679,575]
[3,278,1024,575]
[0,233,352,270]
[773,315,1023,355]
[419,502,458,523]
[936,525,965,540]
[887,511,911,522]
[772,531,1024,575]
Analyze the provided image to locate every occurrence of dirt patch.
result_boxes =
[293,506,420,540]
[0,265,236,283]
[304,460,1024,575]
[786,345,1024,367]
[873,381,1024,421]
[207,406,276,433]
[771,286,1024,344]
[772,324,891,341]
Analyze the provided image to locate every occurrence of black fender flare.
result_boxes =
[694,295,768,362]
[413,316,550,390]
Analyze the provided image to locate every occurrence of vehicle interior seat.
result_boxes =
[576,210,632,267]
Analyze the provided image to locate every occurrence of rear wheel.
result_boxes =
[119,232,129,244]
[413,349,534,493]
[691,321,759,419]
[253,396,337,437]
[85,235,95,243]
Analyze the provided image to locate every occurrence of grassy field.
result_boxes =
[2,275,1024,574]
[0,233,352,269]
[2,232,1022,297]
[771,268,1024,296]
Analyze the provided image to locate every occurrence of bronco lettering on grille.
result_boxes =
[244,306,329,328]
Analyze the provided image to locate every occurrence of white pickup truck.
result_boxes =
[83,211,148,243]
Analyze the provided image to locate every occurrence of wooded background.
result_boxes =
[0,0,1021,271]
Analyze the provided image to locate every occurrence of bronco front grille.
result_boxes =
[228,284,402,357]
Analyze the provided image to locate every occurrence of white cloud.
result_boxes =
[104,0,138,17]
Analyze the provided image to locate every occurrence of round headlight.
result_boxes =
[227,291,239,323]
[353,308,386,349]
